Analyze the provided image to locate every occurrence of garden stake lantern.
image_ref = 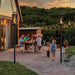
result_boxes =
[12,12,17,63]
[59,13,64,63]
[68,19,71,46]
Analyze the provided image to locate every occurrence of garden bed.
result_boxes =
[63,46,75,62]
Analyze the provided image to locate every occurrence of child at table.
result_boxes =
[50,40,57,61]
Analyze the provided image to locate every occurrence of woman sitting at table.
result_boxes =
[24,34,30,41]
[24,34,30,50]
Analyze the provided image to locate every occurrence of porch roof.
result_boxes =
[19,27,41,30]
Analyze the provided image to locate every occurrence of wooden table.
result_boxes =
[23,40,37,53]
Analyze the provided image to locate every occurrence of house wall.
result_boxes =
[0,19,13,50]
[0,19,7,50]
[0,0,21,50]
[0,0,16,17]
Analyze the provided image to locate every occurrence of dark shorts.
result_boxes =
[51,49,56,53]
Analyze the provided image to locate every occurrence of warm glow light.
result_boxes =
[4,19,6,25]
[1,46,4,49]
[13,16,16,24]
[4,38,6,49]
[1,37,3,43]
[12,13,17,25]
[60,18,63,24]
[1,20,4,25]
[68,20,71,26]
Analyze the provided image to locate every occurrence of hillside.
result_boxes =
[20,6,75,27]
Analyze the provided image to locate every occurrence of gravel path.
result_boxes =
[0,46,75,75]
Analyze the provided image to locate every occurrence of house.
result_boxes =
[19,27,42,38]
[0,0,22,50]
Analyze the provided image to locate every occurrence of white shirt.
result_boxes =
[36,37,42,46]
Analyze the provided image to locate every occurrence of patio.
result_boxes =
[0,47,75,75]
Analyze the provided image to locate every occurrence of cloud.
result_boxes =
[18,0,75,9]
[19,2,38,7]
[18,0,44,8]
[43,1,75,9]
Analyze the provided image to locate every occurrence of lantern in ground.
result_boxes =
[68,18,71,46]
[59,13,64,63]
[12,12,17,63]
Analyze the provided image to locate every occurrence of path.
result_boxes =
[0,47,75,75]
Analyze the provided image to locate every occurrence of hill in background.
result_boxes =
[20,6,75,27]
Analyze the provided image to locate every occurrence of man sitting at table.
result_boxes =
[24,34,30,41]
[19,35,25,45]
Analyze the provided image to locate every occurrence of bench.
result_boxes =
[16,44,25,52]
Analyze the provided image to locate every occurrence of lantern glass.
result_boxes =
[60,17,63,24]
[12,12,17,25]
[68,19,71,26]
[59,13,64,25]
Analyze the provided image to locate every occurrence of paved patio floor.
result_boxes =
[0,46,75,75]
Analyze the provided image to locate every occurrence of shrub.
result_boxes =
[64,59,70,62]
[70,37,75,45]
[42,30,56,42]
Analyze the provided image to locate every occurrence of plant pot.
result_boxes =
[63,42,68,45]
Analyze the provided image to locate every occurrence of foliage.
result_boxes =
[64,59,70,62]
[20,6,75,27]
[63,40,68,43]
[20,6,75,45]
[63,46,75,62]
[0,61,38,75]
[42,30,56,42]
[63,26,75,45]
[64,46,75,56]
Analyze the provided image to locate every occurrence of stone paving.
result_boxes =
[0,46,75,75]
[63,55,75,68]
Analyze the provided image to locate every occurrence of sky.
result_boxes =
[19,0,75,9]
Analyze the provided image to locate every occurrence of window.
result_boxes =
[0,20,6,50]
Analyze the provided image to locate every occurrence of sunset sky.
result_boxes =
[19,0,75,9]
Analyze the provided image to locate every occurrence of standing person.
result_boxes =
[50,40,57,61]
[36,35,42,52]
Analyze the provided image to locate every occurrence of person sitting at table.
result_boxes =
[19,35,25,45]
[24,34,30,50]
[24,34,30,41]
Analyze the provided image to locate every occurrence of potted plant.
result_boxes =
[63,40,68,47]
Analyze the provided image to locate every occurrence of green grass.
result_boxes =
[64,46,75,58]
[0,61,38,75]
[64,59,70,62]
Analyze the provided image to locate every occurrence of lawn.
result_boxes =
[64,46,75,58]
[0,61,38,75]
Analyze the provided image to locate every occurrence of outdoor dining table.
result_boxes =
[23,40,37,53]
